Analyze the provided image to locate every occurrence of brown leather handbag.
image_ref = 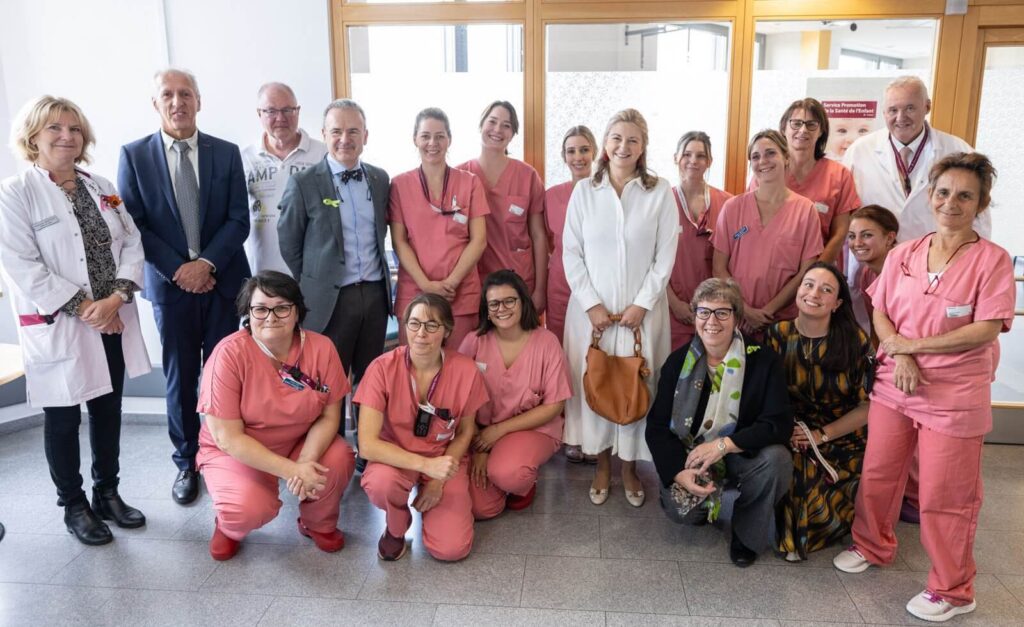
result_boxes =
[583,315,652,425]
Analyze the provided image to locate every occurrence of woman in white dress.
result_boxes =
[562,109,678,507]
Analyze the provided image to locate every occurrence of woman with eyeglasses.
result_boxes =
[833,153,1014,623]
[390,108,490,349]
[1,96,150,546]
[458,101,549,312]
[196,271,355,560]
[750,99,860,270]
[458,270,573,518]
[667,131,733,350]
[713,130,823,337]
[356,293,489,561]
[767,262,870,562]
[646,278,792,567]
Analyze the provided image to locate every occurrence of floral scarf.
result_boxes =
[667,331,747,522]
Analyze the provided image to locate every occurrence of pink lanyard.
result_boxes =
[889,126,929,197]
[405,348,444,407]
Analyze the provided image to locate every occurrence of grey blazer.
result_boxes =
[277,157,393,333]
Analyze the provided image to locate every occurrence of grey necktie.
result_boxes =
[172,140,201,258]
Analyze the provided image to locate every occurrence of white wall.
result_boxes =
[0,0,333,361]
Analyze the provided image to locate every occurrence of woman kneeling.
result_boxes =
[646,278,793,567]
[459,270,573,518]
[198,271,355,560]
[356,293,489,561]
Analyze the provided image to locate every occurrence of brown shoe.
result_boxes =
[377,529,409,561]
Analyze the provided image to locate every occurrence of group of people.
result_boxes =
[0,68,1013,623]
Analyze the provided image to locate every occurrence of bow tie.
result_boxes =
[339,168,363,184]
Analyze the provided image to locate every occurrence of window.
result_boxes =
[545,22,732,187]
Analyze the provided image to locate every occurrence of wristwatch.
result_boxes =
[819,429,830,443]
[716,438,727,452]
[115,289,132,304]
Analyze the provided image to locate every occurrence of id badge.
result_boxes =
[814,202,830,214]
[509,204,526,217]
[453,212,468,225]
[475,361,488,373]
[946,304,973,318]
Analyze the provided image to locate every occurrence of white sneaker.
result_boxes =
[906,589,977,622]
[833,545,871,573]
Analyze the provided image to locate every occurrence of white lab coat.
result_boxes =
[842,126,988,242]
[0,166,151,407]
[561,175,678,461]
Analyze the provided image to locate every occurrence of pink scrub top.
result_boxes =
[750,158,860,248]
[457,159,545,291]
[389,167,490,316]
[544,181,574,322]
[457,328,573,443]
[867,235,1015,437]
[854,264,880,332]
[711,192,823,321]
[669,185,733,347]
[197,329,349,458]
[353,346,490,457]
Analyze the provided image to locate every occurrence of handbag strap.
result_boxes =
[795,420,839,484]
[591,314,642,354]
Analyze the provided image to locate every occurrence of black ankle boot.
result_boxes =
[64,501,113,545]
[92,487,146,529]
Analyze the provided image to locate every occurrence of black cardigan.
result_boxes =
[645,337,793,487]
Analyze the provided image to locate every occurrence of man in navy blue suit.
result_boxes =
[118,69,250,505]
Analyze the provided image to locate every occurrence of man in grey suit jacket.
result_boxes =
[278,99,392,442]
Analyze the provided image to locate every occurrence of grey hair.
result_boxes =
[885,76,929,101]
[323,98,366,126]
[690,277,745,322]
[153,68,200,98]
[256,82,296,102]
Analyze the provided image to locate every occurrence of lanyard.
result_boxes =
[889,126,929,197]
[405,347,444,407]
[418,165,451,213]
[673,184,712,233]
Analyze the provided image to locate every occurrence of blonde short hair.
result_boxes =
[10,95,94,165]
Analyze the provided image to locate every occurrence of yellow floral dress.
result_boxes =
[767,320,870,560]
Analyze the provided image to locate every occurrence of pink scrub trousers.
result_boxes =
[361,459,474,561]
[470,430,561,519]
[200,435,355,541]
[851,402,983,605]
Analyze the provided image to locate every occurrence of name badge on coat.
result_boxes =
[453,212,468,225]
[509,204,526,217]
[32,216,59,231]
[814,202,830,214]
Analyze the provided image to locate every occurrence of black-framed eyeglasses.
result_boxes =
[787,119,821,131]
[486,296,519,312]
[694,306,735,321]
[406,318,443,334]
[249,304,295,319]
[258,107,300,117]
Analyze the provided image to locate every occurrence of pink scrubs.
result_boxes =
[853,235,1014,605]
[458,329,572,519]
[389,167,491,349]
[749,158,860,270]
[457,159,545,292]
[711,192,823,321]
[354,346,489,561]
[668,185,733,350]
[544,181,574,343]
[196,330,354,541]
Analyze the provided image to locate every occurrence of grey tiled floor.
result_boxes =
[2,423,1024,626]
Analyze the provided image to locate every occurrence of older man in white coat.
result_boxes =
[842,76,988,242]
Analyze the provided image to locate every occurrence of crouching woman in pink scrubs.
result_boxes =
[833,153,1014,623]
[356,293,490,561]
[198,271,356,561]
[459,269,573,518]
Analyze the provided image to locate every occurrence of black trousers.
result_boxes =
[321,280,389,437]
[43,333,125,507]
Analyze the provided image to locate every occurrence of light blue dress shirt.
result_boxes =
[327,156,384,286]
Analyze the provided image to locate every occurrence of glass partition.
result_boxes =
[545,22,731,187]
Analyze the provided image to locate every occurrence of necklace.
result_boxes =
[801,335,825,362]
